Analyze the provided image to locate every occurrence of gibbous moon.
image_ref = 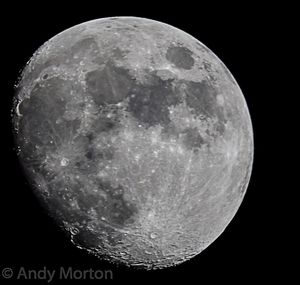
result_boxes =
[12,17,253,269]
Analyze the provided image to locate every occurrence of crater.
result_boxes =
[165,45,195,70]
[42,73,49,80]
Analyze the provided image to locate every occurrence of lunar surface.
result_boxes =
[12,17,253,269]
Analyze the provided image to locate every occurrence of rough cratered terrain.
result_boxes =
[12,17,253,269]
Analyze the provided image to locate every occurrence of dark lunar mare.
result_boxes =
[14,70,139,246]
[16,78,81,169]
[127,73,181,127]
[85,61,134,106]
[165,45,195,70]
[84,59,226,152]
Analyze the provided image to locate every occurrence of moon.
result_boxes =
[12,17,253,269]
